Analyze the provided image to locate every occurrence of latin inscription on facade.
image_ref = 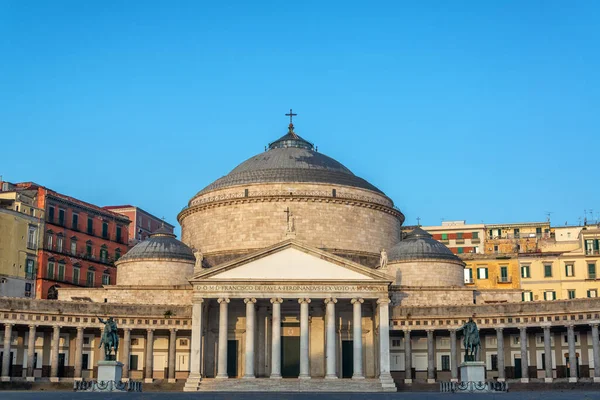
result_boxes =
[194,284,387,293]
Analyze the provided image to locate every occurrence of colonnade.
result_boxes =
[188,297,392,380]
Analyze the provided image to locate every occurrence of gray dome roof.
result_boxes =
[118,227,195,263]
[388,227,463,263]
[195,124,384,196]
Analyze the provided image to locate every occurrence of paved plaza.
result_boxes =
[2,392,600,400]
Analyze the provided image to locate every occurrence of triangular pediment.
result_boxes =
[191,240,392,283]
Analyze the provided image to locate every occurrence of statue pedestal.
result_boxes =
[460,361,486,382]
[98,360,123,382]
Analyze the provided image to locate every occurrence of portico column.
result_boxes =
[244,298,256,379]
[74,327,84,381]
[567,324,577,382]
[26,325,36,381]
[450,329,458,382]
[122,328,131,380]
[1,323,13,381]
[496,327,505,382]
[270,298,283,379]
[324,297,338,379]
[299,298,311,379]
[591,323,600,382]
[377,298,393,386]
[519,327,529,383]
[426,330,435,383]
[404,329,412,383]
[351,298,364,379]
[168,329,177,383]
[144,328,154,383]
[543,326,552,382]
[50,325,60,382]
[188,300,204,380]
[216,297,230,379]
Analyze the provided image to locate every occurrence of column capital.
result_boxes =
[298,298,311,304]
[402,328,411,334]
[217,297,230,304]
[324,297,337,304]
[195,298,205,304]
[169,328,178,333]
[590,322,600,328]
[146,328,155,333]
[426,329,435,335]
[123,327,132,332]
[519,326,527,332]
[495,327,504,333]
[541,324,552,330]
[566,322,576,329]
[52,325,61,332]
[76,327,84,333]
[376,298,390,305]
[4,323,14,328]
[28,324,37,330]
[351,298,364,304]
[244,298,257,304]
[270,298,283,304]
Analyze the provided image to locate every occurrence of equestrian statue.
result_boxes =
[98,316,119,361]
[457,317,480,362]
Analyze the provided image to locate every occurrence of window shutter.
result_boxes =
[552,291,556,300]
[485,268,489,279]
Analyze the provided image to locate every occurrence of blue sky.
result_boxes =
[1,1,599,235]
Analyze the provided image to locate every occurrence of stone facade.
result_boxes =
[387,260,465,287]
[115,258,194,286]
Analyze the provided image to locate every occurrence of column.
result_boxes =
[1,323,13,381]
[351,298,364,379]
[188,300,204,380]
[567,324,577,382]
[244,298,256,378]
[519,327,529,383]
[377,298,393,387]
[404,329,412,383]
[26,325,36,381]
[270,297,283,379]
[324,297,338,379]
[542,326,552,382]
[122,328,131,380]
[257,305,266,377]
[74,327,84,380]
[50,325,60,382]
[299,298,311,379]
[216,297,230,379]
[496,328,505,382]
[426,330,435,383]
[591,323,600,382]
[450,329,458,382]
[168,329,177,382]
[144,328,154,383]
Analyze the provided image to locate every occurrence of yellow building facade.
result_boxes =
[462,254,521,290]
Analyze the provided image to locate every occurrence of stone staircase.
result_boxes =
[193,377,394,392]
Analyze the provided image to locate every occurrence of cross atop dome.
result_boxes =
[265,109,314,151]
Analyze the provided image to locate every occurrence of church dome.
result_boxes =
[388,227,461,263]
[195,123,383,196]
[118,226,195,263]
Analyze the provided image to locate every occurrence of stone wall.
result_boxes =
[391,287,474,306]
[475,289,522,304]
[58,286,193,305]
[387,260,465,287]
[179,183,402,258]
[116,258,194,286]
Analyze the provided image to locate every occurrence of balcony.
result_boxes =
[464,278,474,284]
[440,239,449,244]
[586,250,600,255]
[455,239,465,244]
[27,241,37,250]
[497,276,512,284]
[471,238,481,244]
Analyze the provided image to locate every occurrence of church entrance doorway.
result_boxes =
[342,341,354,378]
[281,336,300,378]
[227,340,238,378]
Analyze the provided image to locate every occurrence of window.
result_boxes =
[457,247,464,254]
[72,213,79,230]
[25,282,32,297]
[87,217,93,234]
[102,274,110,285]
[588,289,598,298]
[522,291,533,302]
[70,241,77,255]
[83,337,90,345]
[477,267,488,279]
[27,227,37,249]
[82,354,89,370]
[46,233,53,250]
[472,232,479,239]
[131,338,139,346]
[86,271,95,287]
[47,262,55,280]
[491,354,498,371]
[513,228,520,238]
[130,355,139,370]
[441,355,450,371]
[116,226,122,242]
[57,263,65,281]
[392,339,401,347]
[25,259,35,280]
[568,289,576,299]
[457,232,463,240]
[544,264,553,278]
[441,233,448,241]
[521,265,531,278]
[48,206,55,222]
[465,268,473,283]
[494,245,499,253]
[587,240,595,255]
[589,263,597,279]
[565,264,574,277]
[100,248,108,262]
[86,243,92,258]
[56,236,63,253]
[179,339,188,346]
[115,249,121,261]
[544,291,556,301]
[541,353,546,370]
[500,266,508,282]
[73,267,80,285]
[58,209,65,226]
[102,222,109,239]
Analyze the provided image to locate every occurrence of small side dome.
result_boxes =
[118,226,195,263]
[388,227,462,263]
[116,226,195,286]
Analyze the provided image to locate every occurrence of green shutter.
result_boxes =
[552,291,556,300]
[485,268,489,279]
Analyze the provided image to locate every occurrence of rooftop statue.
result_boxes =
[98,316,119,361]
[457,317,480,362]
[378,248,388,269]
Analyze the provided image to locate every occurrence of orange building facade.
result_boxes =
[103,205,174,246]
